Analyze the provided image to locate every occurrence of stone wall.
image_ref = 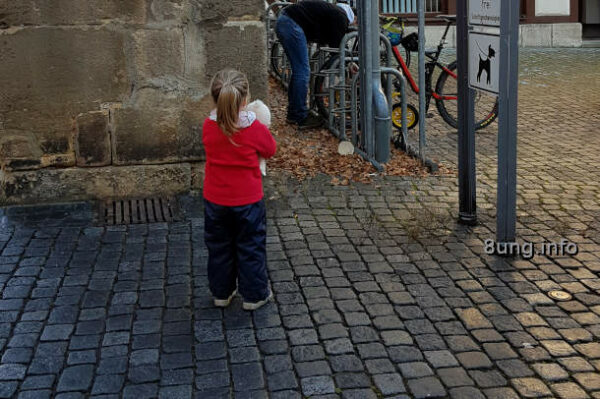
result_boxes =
[0,0,267,204]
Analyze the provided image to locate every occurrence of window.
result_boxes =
[381,0,442,14]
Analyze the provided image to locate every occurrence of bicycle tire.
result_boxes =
[393,43,411,70]
[391,103,419,131]
[270,41,286,80]
[435,61,498,130]
[314,55,343,120]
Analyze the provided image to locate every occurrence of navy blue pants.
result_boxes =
[204,199,269,303]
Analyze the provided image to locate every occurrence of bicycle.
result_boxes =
[380,16,411,69]
[313,16,499,134]
[271,28,359,119]
[312,18,411,121]
[385,15,499,133]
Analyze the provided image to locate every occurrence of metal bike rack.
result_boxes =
[311,29,406,171]
[337,31,359,141]
[265,0,432,171]
[349,51,408,171]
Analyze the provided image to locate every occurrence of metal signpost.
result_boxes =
[458,0,519,243]
[457,0,477,225]
[417,0,427,160]
[358,0,390,164]
[496,0,519,244]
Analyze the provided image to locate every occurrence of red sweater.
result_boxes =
[202,118,276,206]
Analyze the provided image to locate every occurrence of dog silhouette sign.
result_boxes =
[468,32,500,94]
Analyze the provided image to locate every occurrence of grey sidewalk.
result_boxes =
[0,48,599,399]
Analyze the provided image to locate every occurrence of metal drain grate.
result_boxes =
[99,197,181,225]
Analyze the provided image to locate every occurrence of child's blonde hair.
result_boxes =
[210,69,249,136]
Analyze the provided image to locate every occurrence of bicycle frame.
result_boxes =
[391,20,458,105]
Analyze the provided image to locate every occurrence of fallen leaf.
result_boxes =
[265,77,455,183]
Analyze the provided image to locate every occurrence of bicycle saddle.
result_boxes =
[436,15,456,23]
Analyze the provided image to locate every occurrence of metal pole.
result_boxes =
[358,0,374,158]
[351,73,360,144]
[457,0,477,225]
[496,0,520,243]
[417,0,427,159]
[373,29,391,163]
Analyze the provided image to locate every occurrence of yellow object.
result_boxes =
[392,103,418,130]
[382,16,404,34]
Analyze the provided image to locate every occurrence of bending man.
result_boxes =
[276,1,355,129]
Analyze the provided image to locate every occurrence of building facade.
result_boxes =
[381,0,593,47]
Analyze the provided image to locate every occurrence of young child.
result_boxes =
[203,69,277,311]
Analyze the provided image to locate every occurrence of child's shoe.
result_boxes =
[242,291,273,311]
[214,290,237,307]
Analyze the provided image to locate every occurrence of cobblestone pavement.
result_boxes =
[0,49,599,398]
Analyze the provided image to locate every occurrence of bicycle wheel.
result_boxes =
[314,55,344,120]
[392,103,419,131]
[391,43,411,70]
[435,61,498,130]
[270,41,288,80]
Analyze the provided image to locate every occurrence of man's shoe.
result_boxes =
[214,290,236,308]
[242,291,273,311]
[298,114,323,130]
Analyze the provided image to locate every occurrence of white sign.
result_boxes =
[468,32,500,94]
[469,0,501,27]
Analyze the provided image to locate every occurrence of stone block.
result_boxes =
[0,27,128,110]
[190,163,205,191]
[111,103,181,164]
[40,152,76,169]
[194,0,265,22]
[552,23,582,47]
[183,22,207,85]
[520,24,553,47]
[111,90,208,165]
[148,0,186,22]
[0,164,191,204]
[75,111,111,167]
[0,134,43,171]
[0,0,147,26]
[204,21,267,100]
[131,29,185,82]
[0,27,129,162]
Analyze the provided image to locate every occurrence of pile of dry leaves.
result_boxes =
[264,78,454,185]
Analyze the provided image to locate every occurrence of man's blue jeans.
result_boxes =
[275,13,309,123]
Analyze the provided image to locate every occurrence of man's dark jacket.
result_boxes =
[283,0,350,48]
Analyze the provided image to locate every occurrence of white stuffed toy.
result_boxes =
[245,100,272,176]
